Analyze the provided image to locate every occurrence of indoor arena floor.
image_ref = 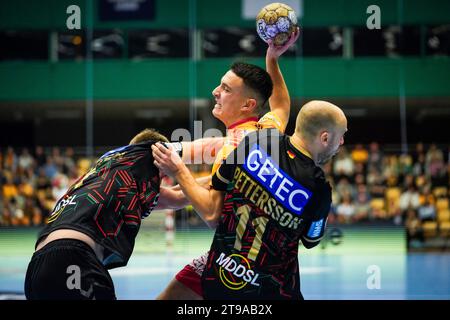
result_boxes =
[1,226,449,300]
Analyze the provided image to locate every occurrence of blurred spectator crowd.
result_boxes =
[0,146,88,227]
[321,142,450,248]
[1,142,449,248]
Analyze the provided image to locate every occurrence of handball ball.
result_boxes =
[256,2,298,46]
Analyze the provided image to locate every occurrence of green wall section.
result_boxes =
[0,0,189,29]
[1,0,449,29]
[1,0,449,101]
[1,58,449,101]
[301,0,450,26]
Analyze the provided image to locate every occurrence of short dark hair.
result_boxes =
[230,62,273,113]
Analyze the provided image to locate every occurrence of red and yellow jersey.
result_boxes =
[211,112,285,175]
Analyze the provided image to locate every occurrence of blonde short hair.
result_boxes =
[129,128,169,145]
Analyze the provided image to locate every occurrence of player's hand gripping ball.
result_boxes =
[256,2,298,46]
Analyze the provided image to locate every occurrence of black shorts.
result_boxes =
[24,239,116,300]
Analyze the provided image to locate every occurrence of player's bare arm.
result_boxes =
[169,175,211,192]
[181,137,225,163]
[152,143,223,228]
[155,186,189,210]
[155,175,211,209]
[266,28,300,130]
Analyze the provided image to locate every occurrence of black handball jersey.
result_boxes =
[204,129,332,300]
[37,141,161,269]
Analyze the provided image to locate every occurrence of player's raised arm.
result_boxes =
[265,28,300,131]
[156,175,212,210]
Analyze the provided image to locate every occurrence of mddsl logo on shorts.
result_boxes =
[216,252,260,290]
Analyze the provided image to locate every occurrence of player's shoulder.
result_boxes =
[306,168,332,211]
[257,111,284,132]
[129,140,155,151]
[289,155,330,196]
[306,164,329,190]
[258,111,282,123]
[236,128,283,155]
[100,141,152,160]
[314,169,332,195]
[246,127,283,142]
[297,167,331,217]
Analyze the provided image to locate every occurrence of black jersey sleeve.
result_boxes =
[300,182,332,249]
[211,146,240,191]
[211,164,234,191]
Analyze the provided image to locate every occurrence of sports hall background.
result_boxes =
[0,0,449,299]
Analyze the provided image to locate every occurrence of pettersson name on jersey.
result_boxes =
[233,167,301,229]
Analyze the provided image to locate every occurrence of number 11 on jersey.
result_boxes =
[234,205,269,261]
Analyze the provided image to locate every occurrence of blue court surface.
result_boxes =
[1,225,449,300]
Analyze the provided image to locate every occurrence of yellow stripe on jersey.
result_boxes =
[215,169,231,185]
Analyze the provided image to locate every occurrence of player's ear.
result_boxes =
[320,131,329,146]
[242,98,257,113]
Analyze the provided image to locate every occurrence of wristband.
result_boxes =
[163,142,183,158]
